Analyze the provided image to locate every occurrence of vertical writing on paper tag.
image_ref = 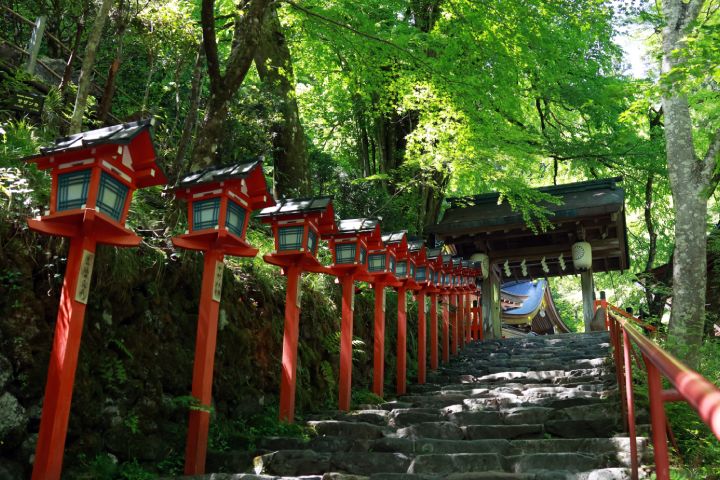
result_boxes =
[75,250,95,304]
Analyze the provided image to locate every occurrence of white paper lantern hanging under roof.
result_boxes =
[572,241,592,270]
[470,253,489,279]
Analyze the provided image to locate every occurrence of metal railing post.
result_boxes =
[622,329,639,480]
[644,354,670,480]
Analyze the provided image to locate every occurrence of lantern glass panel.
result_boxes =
[57,170,91,212]
[279,226,304,251]
[96,172,129,221]
[396,260,407,278]
[368,253,386,272]
[360,247,367,265]
[193,197,220,231]
[307,228,318,254]
[415,266,426,281]
[410,264,415,277]
[225,200,247,237]
[335,243,356,264]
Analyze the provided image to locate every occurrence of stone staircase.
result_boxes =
[189,331,652,479]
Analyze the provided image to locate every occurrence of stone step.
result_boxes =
[256,436,650,458]
[197,332,650,480]
[308,421,387,439]
[177,468,649,480]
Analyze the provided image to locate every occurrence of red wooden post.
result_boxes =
[324,218,379,410]
[32,235,97,480]
[259,196,335,422]
[173,160,272,474]
[396,287,407,395]
[372,285,386,397]
[442,294,450,363]
[24,120,165,480]
[458,292,465,349]
[477,298,484,341]
[450,293,458,356]
[466,294,472,342]
[645,356,670,480]
[417,291,426,384]
[185,248,224,474]
[339,274,355,410]
[623,329,639,480]
[430,293,438,370]
[279,265,302,422]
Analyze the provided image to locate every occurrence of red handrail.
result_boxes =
[594,299,720,480]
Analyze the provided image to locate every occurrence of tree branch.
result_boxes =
[683,0,706,29]
[201,0,222,92]
[704,128,720,190]
[284,0,427,67]
[224,0,272,92]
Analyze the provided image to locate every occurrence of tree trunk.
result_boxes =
[69,0,114,134]
[661,0,714,367]
[254,5,310,198]
[174,47,205,179]
[190,0,271,170]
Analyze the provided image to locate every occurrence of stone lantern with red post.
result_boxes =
[172,160,273,475]
[424,248,442,371]
[323,218,380,410]
[382,231,418,395]
[356,231,401,398]
[469,261,483,341]
[257,197,336,423]
[24,120,166,480]
[408,240,429,384]
[438,254,454,363]
[450,257,464,354]
[460,259,472,345]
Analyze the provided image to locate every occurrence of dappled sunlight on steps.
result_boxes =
[176,332,653,480]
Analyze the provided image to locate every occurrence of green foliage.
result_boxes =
[76,454,155,480]
[351,388,384,408]
[322,331,368,362]
[665,338,720,478]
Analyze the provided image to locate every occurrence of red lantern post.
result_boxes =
[379,232,415,395]
[323,219,380,410]
[425,248,442,370]
[461,260,472,344]
[24,120,166,480]
[258,197,336,422]
[356,232,402,398]
[172,161,273,475]
[439,254,453,363]
[450,257,463,355]
[408,241,429,384]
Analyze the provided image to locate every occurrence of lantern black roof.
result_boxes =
[31,118,155,157]
[337,218,379,234]
[382,231,407,244]
[257,196,331,218]
[179,160,263,188]
[407,239,425,252]
[426,247,442,260]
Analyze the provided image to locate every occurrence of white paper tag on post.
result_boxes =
[212,261,224,302]
[382,289,386,312]
[296,285,302,309]
[75,249,95,304]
